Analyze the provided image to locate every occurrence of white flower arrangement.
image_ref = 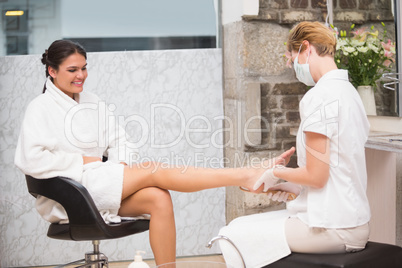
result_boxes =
[334,23,395,88]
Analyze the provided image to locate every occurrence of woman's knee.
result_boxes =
[147,187,174,215]
[119,186,173,217]
[122,161,161,198]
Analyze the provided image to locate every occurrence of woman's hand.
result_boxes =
[83,156,102,165]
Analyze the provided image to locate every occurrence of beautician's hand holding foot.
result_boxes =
[252,146,295,192]
[240,147,296,194]
[253,166,282,192]
[266,182,302,202]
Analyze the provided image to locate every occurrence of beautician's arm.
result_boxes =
[274,131,330,189]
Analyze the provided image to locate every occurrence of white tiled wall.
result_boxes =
[0,49,225,267]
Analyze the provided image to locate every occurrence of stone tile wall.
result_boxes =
[248,0,393,24]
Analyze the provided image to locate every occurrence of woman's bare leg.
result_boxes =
[118,147,295,265]
[121,147,295,200]
[119,187,176,265]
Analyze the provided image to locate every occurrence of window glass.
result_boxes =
[0,0,218,56]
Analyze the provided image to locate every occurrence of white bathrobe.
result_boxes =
[15,78,139,223]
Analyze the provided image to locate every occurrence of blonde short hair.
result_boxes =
[287,21,336,57]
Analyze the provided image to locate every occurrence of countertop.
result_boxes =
[289,128,402,153]
[365,131,402,153]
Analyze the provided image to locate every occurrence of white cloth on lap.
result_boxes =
[35,161,150,224]
[81,161,124,223]
[218,209,291,268]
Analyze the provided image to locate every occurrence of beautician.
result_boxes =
[218,21,371,268]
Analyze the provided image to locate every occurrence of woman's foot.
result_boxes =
[242,147,295,192]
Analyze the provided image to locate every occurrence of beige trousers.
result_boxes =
[285,217,370,253]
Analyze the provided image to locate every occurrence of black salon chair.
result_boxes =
[208,235,402,268]
[25,175,150,268]
[265,241,402,268]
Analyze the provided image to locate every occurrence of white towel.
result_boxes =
[59,213,151,225]
[39,161,151,225]
[218,209,291,268]
[81,161,125,223]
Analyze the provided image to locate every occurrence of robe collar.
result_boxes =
[45,77,81,108]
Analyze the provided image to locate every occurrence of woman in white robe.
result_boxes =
[14,39,295,266]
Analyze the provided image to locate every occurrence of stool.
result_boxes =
[264,241,402,268]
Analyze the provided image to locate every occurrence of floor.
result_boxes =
[34,254,226,268]
[112,255,225,267]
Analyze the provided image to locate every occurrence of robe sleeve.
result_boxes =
[104,107,139,165]
[14,100,83,181]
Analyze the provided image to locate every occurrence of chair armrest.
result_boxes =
[25,175,104,225]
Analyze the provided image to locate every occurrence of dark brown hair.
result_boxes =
[41,40,87,93]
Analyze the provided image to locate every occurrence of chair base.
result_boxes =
[83,251,108,268]
[55,240,109,268]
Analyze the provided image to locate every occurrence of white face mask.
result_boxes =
[294,43,316,86]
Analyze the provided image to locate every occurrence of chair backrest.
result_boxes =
[25,175,104,226]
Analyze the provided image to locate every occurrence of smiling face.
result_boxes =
[48,52,88,99]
